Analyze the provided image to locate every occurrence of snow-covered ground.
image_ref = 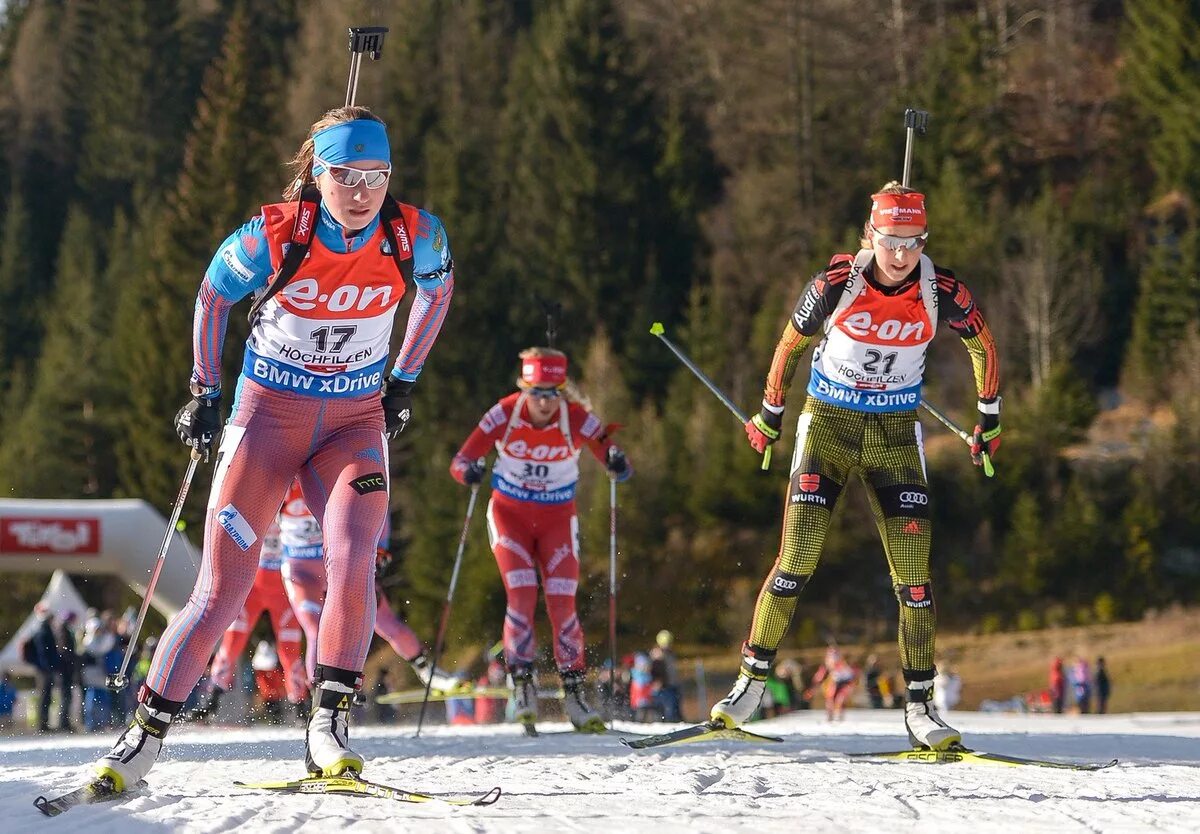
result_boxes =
[3,710,1198,833]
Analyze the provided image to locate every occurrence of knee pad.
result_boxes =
[877,484,930,518]
[896,582,934,609]
[766,567,810,598]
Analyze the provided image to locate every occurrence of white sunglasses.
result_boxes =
[314,156,391,189]
[872,226,928,251]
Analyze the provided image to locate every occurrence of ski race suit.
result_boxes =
[207,520,306,702]
[451,393,625,673]
[142,195,453,709]
[278,478,425,682]
[746,249,999,688]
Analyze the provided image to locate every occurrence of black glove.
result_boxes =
[463,459,486,485]
[606,446,632,482]
[174,396,222,462]
[381,377,414,439]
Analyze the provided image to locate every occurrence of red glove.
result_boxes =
[971,401,1002,466]
[745,404,782,453]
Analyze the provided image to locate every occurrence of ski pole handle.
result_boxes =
[650,322,771,470]
[919,399,994,478]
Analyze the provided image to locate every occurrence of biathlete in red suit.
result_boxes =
[450,347,631,733]
[96,107,453,791]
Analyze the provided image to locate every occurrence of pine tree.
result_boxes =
[0,207,114,496]
[1121,0,1200,397]
[110,0,298,516]
[498,0,700,388]
[0,186,38,394]
[73,0,195,219]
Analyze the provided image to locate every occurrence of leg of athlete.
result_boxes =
[712,402,856,728]
[486,496,539,725]
[96,384,309,791]
[296,411,389,776]
[861,412,958,750]
[281,558,326,684]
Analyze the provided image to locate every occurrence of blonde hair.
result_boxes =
[516,347,590,408]
[283,106,386,200]
[860,180,921,249]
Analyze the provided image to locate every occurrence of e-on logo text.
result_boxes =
[281,279,393,313]
[839,312,925,342]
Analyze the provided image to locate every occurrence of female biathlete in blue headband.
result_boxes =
[94,107,455,790]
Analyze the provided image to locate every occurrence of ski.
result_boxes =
[34,777,145,817]
[848,745,1118,771]
[235,774,502,806]
[620,720,783,750]
[376,686,564,705]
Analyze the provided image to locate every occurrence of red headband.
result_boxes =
[520,354,568,387]
[871,192,927,229]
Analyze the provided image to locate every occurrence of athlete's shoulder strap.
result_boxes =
[918,253,938,338]
[824,249,873,333]
[247,184,322,324]
[558,398,575,454]
[378,195,415,285]
[498,392,529,450]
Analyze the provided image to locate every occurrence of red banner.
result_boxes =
[0,518,101,555]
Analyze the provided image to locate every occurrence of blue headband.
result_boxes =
[311,119,391,175]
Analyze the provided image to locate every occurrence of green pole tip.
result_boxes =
[649,322,665,336]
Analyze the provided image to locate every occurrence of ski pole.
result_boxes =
[344,27,388,107]
[919,399,994,478]
[649,322,771,470]
[106,450,202,691]
[415,478,482,737]
[607,476,618,729]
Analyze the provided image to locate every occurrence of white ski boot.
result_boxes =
[904,679,961,750]
[305,666,364,776]
[710,646,772,728]
[410,652,463,693]
[94,694,180,792]
[509,665,538,733]
[561,670,606,733]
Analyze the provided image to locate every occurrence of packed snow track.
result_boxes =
[3,710,1197,832]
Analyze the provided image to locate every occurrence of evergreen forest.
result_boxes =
[1,0,1198,660]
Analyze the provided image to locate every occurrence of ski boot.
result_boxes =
[710,643,773,728]
[509,664,538,735]
[903,677,961,750]
[94,690,183,792]
[410,651,463,693]
[304,665,365,777]
[561,670,606,733]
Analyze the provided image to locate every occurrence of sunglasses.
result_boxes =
[872,227,928,251]
[314,156,391,189]
[526,387,562,401]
